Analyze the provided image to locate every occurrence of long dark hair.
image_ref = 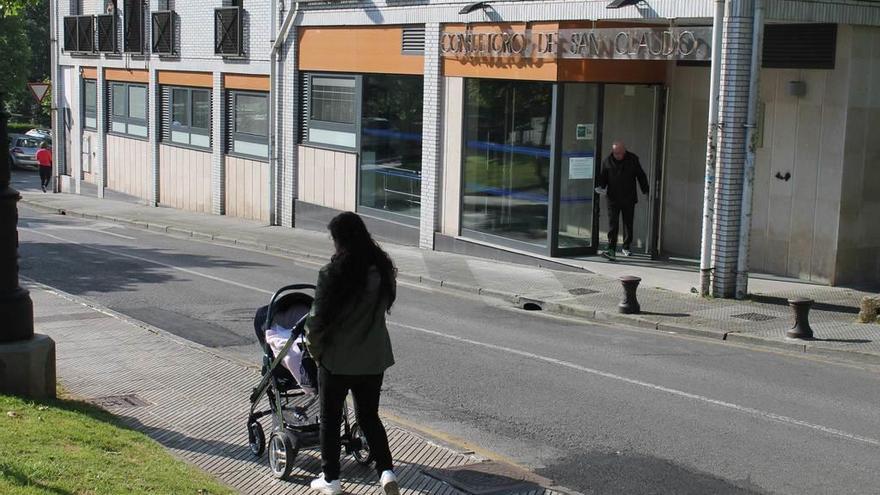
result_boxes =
[323,212,396,317]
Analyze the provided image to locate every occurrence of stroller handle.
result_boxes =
[262,284,317,332]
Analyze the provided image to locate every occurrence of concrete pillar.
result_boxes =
[418,23,443,250]
[0,335,56,400]
[96,67,106,199]
[279,27,298,228]
[712,0,754,298]
[149,68,160,206]
[211,72,225,215]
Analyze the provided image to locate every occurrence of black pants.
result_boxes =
[319,366,393,481]
[607,202,635,251]
[39,167,52,188]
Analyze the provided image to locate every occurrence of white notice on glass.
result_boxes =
[569,156,594,179]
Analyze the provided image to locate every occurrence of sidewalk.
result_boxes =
[18,182,880,365]
[29,281,568,495]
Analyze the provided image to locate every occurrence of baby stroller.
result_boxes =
[246,284,373,479]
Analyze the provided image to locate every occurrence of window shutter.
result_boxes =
[151,10,175,55]
[64,17,78,51]
[763,23,836,69]
[402,25,425,55]
[214,7,242,56]
[97,14,117,52]
[123,0,144,53]
[77,16,95,53]
[299,73,309,143]
[106,82,114,133]
[160,86,171,142]
[225,91,235,154]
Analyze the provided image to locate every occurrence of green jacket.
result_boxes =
[304,264,395,375]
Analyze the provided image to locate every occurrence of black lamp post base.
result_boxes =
[0,287,34,343]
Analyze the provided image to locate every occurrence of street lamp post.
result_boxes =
[0,91,55,399]
[0,92,34,343]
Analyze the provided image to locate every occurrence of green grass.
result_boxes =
[0,394,234,495]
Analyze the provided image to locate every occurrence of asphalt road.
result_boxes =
[16,197,880,495]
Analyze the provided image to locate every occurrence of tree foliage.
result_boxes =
[0,0,49,125]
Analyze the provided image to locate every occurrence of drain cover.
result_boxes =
[89,394,151,409]
[423,461,548,495]
[731,312,777,322]
[568,288,599,296]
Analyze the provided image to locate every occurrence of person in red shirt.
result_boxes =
[35,142,52,193]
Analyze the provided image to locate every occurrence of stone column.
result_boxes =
[279,27,298,228]
[211,72,225,215]
[712,0,755,298]
[419,23,443,250]
[96,67,107,198]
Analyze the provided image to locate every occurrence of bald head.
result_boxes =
[612,141,627,161]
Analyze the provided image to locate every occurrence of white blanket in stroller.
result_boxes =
[265,323,318,396]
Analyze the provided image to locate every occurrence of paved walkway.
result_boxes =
[30,281,570,495]
[17,179,880,365]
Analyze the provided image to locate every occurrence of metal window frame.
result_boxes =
[165,86,211,150]
[109,81,148,139]
[228,89,269,160]
[303,72,361,153]
[82,79,98,130]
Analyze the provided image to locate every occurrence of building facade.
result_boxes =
[51,0,880,290]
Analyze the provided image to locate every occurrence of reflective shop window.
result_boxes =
[305,75,358,149]
[230,91,269,159]
[109,82,148,138]
[166,87,211,149]
[461,78,553,248]
[359,74,423,219]
[83,79,97,129]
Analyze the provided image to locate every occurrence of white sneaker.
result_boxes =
[621,249,632,257]
[380,470,400,495]
[310,473,342,495]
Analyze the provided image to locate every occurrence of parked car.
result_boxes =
[8,134,45,169]
[25,128,52,140]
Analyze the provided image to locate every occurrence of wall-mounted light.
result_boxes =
[787,80,807,97]
[459,1,490,15]
[606,0,641,8]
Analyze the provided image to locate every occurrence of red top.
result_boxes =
[36,148,52,167]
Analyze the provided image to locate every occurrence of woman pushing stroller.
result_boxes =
[304,212,400,495]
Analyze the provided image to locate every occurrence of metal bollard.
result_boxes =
[618,276,641,314]
[786,297,815,339]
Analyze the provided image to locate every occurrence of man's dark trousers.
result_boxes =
[318,366,394,481]
[607,202,635,251]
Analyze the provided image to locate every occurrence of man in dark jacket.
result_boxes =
[596,141,649,260]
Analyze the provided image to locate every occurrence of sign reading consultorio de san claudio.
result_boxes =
[440,27,712,61]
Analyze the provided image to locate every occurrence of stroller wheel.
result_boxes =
[268,431,298,479]
[349,422,374,466]
[247,420,265,457]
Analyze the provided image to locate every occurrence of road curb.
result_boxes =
[20,197,880,367]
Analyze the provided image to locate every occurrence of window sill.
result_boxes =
[300,142,357,155]
[160,141,212,154]
[107,131,149,142]
[226,152,269,163]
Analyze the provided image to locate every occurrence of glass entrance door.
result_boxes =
[597,84,663,257]
[551,83,600,256]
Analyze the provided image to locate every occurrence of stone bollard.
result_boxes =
[858,296,879,324]
[786,298,815,340]
[618,276,641,314]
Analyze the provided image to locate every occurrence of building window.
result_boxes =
[83,79,97,130]
[304,74,359,149]
[109,82,148,138]
[359,74,423,219]
[163,86,211,149]
[461,78,554,248]
[228,90,268,159]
